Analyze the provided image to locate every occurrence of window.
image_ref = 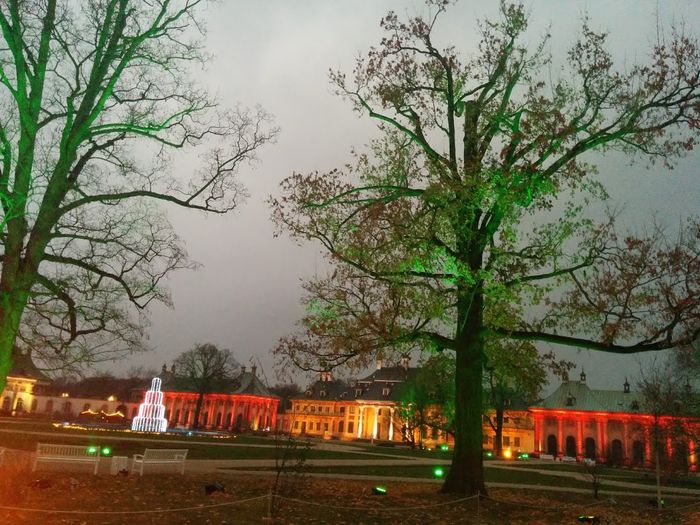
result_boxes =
[325,406,330,413]
[320,390,327,398]
[15,398,24,411]
[483,435,490,444]
[348,421,354,433]
[31,399,38,412]
[294,421,299,429]
[355,389,362,398]
[338,421,344,433]
[631,400,640,410]
[324,423,329,431]
[310,406,316,413]
[503,436,510,446]
[293,404,298,412]
[316,422,321,431]
[503,417,510,424]
[514,437,521,447]
[382,387,390,396]
[339,406,345,414]
[349,406,355,414]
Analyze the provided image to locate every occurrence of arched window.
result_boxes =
[546,434,557,455]
[338,420,344,434]
[2,396,11,412]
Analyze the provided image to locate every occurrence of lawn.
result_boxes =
[0,469,696,524]
[0,424,386,461]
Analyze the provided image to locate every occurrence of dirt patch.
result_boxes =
[0,465,696,524]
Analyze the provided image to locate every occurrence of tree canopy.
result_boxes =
[0,0,276,387]
[271,1,700,494]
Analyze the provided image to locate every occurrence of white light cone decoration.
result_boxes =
[131,377,168,432]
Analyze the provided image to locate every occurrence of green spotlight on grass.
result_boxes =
[485,451,493,458]
[440,444,449,451]
[433,467,444,478]
[372,485,387,495]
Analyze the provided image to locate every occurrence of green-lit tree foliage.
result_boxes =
[271,1,700,494]
[0,1,276,386]
[172,342,239,430]
[396,353,455,448]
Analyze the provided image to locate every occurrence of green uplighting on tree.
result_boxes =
[271,0,700,496]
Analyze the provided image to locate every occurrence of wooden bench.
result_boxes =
[33,443,101,474]
[132,448,188,476]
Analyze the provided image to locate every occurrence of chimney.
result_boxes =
[399,355,409,370]
[580,369,586,384]
[376,359,382,370]
[251,364,257,376]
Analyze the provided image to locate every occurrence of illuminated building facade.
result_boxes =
[531,372,698,469]
[482,404,535,454]
[156,365,279,431]
[0,350,51,416]
[285,359,451,447]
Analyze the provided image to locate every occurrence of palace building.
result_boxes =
[530,371,698,469]
[284,358,453,447]
[154,364,279,431]
[1,349,51,416]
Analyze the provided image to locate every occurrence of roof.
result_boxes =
[533,380,646,414]
[152,366,277,399]
[8,350,51,383]
[295,364,419,403]
[234,371,276,398]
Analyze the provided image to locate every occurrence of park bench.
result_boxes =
[33,443,101,474]
[132,448,188,476]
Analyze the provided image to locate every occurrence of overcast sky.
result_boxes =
[118,0,700,392]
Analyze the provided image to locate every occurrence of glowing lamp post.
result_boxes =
[131,377,168,433]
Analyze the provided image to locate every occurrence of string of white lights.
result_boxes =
[0,495,268,515]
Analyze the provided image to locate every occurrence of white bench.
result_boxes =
[33,443,101,474]
[132,448,188,476]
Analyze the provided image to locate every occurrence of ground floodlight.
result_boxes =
[101,447,111,456]
[577,516,600,524]
[87,446,98,454]
[433,467,444,478]
[440,444,449,451]
[372,485,387,495]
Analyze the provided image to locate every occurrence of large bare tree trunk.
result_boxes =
[442,291,486,495]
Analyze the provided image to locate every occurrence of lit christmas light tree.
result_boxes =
[132,377,168,432]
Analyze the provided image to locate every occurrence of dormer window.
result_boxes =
[355,389,362,398]
[340,392,346,399]
[320,390,327,398]
[382,387,391,396]
[565,394,576,406]
[631,400,639,410]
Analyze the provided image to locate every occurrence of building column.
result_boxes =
[357,406,364,437]
[689,438,697,470]
[576,419,583,458]
[372,406,379,440]
[596,419,605,460]
[557,417,563,457]
[534,414,543,452]
[644,425,653,467]
[622,421,630,464]
[666,432,673,463]
[389,407,395,441]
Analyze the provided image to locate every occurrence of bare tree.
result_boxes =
[271,1,700,495]
[172,342,239,430]
[0,0,277,390]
